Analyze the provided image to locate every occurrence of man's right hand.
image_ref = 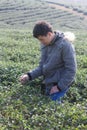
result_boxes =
[20,74,29,85]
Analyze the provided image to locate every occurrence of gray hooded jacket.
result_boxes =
[28,32,77,91]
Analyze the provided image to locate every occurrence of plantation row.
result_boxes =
[0,0,87,30]
[0,29,87,129]
[45,0,87,15]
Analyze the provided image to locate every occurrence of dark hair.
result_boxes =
[33,21,53,38]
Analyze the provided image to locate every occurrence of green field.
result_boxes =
[0,0,87,130]
[45,0,87,13]
[0,0,87,30]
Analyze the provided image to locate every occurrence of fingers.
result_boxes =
[19,75,24,82]
[50,87,54,94]
[19,75,28,85]
[50,85,59,95]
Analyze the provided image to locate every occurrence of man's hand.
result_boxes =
[20,74,29,85]
[50,85,60,95]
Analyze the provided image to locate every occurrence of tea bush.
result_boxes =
[0,30,87,130]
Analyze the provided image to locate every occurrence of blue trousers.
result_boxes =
[50,88,68,101]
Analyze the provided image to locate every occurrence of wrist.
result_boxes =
[53,83,61,91]
[27,73,32,80]
[57,85,61,91]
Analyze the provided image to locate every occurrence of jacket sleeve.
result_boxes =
[27,46,45,80]
[58,40,77,91]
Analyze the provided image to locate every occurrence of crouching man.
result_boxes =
[20,21,77,101]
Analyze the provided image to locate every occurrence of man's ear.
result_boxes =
[48,32,52,37]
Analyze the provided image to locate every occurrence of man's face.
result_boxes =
[37,32,53,45]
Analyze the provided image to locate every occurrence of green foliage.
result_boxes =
[0,0,87,30]
[0,29,87,130]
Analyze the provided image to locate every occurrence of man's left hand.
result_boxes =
[50,85,60,95]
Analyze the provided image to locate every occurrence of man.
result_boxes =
[20,21,77,101]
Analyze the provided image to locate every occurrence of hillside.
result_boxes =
[0,0,87,30]
[45,0,87,16]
